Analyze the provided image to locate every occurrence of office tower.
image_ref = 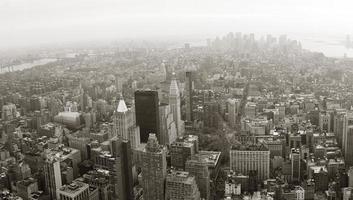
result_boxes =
[291,149,301,182]
[141,134,167,200]
[57,181,89,200]
[185,155,210,200]
[67,135,90,160]
[334,110,346,148]
[134,90,160,143]
[227,98,240,128]
[114,94,134,140]
[159,103,177,145]
[319,112,331,132]
[165,170,200,200]
[345,126,353,166]
[185,71,194,122]
[111,138,134,200]
[343,112,353,154]
[169,73,184,137]
[230,144,270,181]
[44,158,62,200]
[170,135,198,170]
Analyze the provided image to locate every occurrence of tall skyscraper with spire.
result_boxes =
[114,94,140,149]
[169,72,184,136]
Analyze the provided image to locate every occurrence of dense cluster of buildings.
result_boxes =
[1,32,353,200]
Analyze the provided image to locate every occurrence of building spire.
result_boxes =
[117,93,128,113]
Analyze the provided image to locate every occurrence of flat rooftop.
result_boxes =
[58,181,89,196]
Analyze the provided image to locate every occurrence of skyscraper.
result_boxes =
[44,158,62,200]
[159,103,177,145]
[343,112,353,167]
[185,71,194,122]
[111,138,134,200]
[114,94,140,147]
[134,90,160,143]
[170,135,198,170]
[227,98,240,128]
[169,72,184,137]
[344,126,353,166]
[141,134,167,200]
[291,149,301,182]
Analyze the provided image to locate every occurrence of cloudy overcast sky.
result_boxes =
[1,0,353,49]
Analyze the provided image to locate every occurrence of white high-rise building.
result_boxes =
[230,145,270,181]
[169,73,184,137]
[44,158,62,200]
[114,94,140,149]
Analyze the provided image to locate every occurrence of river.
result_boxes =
[0,58,57,74]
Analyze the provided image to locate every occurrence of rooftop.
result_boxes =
[189,151,221,167]
[58,181,89,196]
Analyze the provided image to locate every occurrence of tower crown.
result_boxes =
[117,94,128,113]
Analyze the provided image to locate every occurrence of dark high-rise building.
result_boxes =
[134,90,160,143]
[111,138,134,200]
[185,71,194,122]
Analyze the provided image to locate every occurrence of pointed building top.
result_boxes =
[117,94,128,113]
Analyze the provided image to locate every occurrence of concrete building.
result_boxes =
[185,154,210,200]
[344,126,353,166]
[165,170,200,200]
[169,72,184,137]
[230,144,270,181]
[16,178,38,200]
[245,102,256,118]
[78,170,110,200]
[67,134,90,160]
[170,135,198,170]
[159,103,177,145]
[44,158,62,200]
[291,149,301,182]
[227,98,240,128]
[57,181,89,200]
[319,112,331,132]
[140,134,167,200]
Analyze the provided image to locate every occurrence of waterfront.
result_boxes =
[0,58,57,74]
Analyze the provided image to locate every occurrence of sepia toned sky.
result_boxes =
[1,0,353,49]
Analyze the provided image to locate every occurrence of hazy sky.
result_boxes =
[1,0,353,50]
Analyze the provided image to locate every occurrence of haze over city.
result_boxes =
[1,0,353,54]
[3,1,353,200]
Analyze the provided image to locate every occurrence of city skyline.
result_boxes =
[1,0,353,53]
